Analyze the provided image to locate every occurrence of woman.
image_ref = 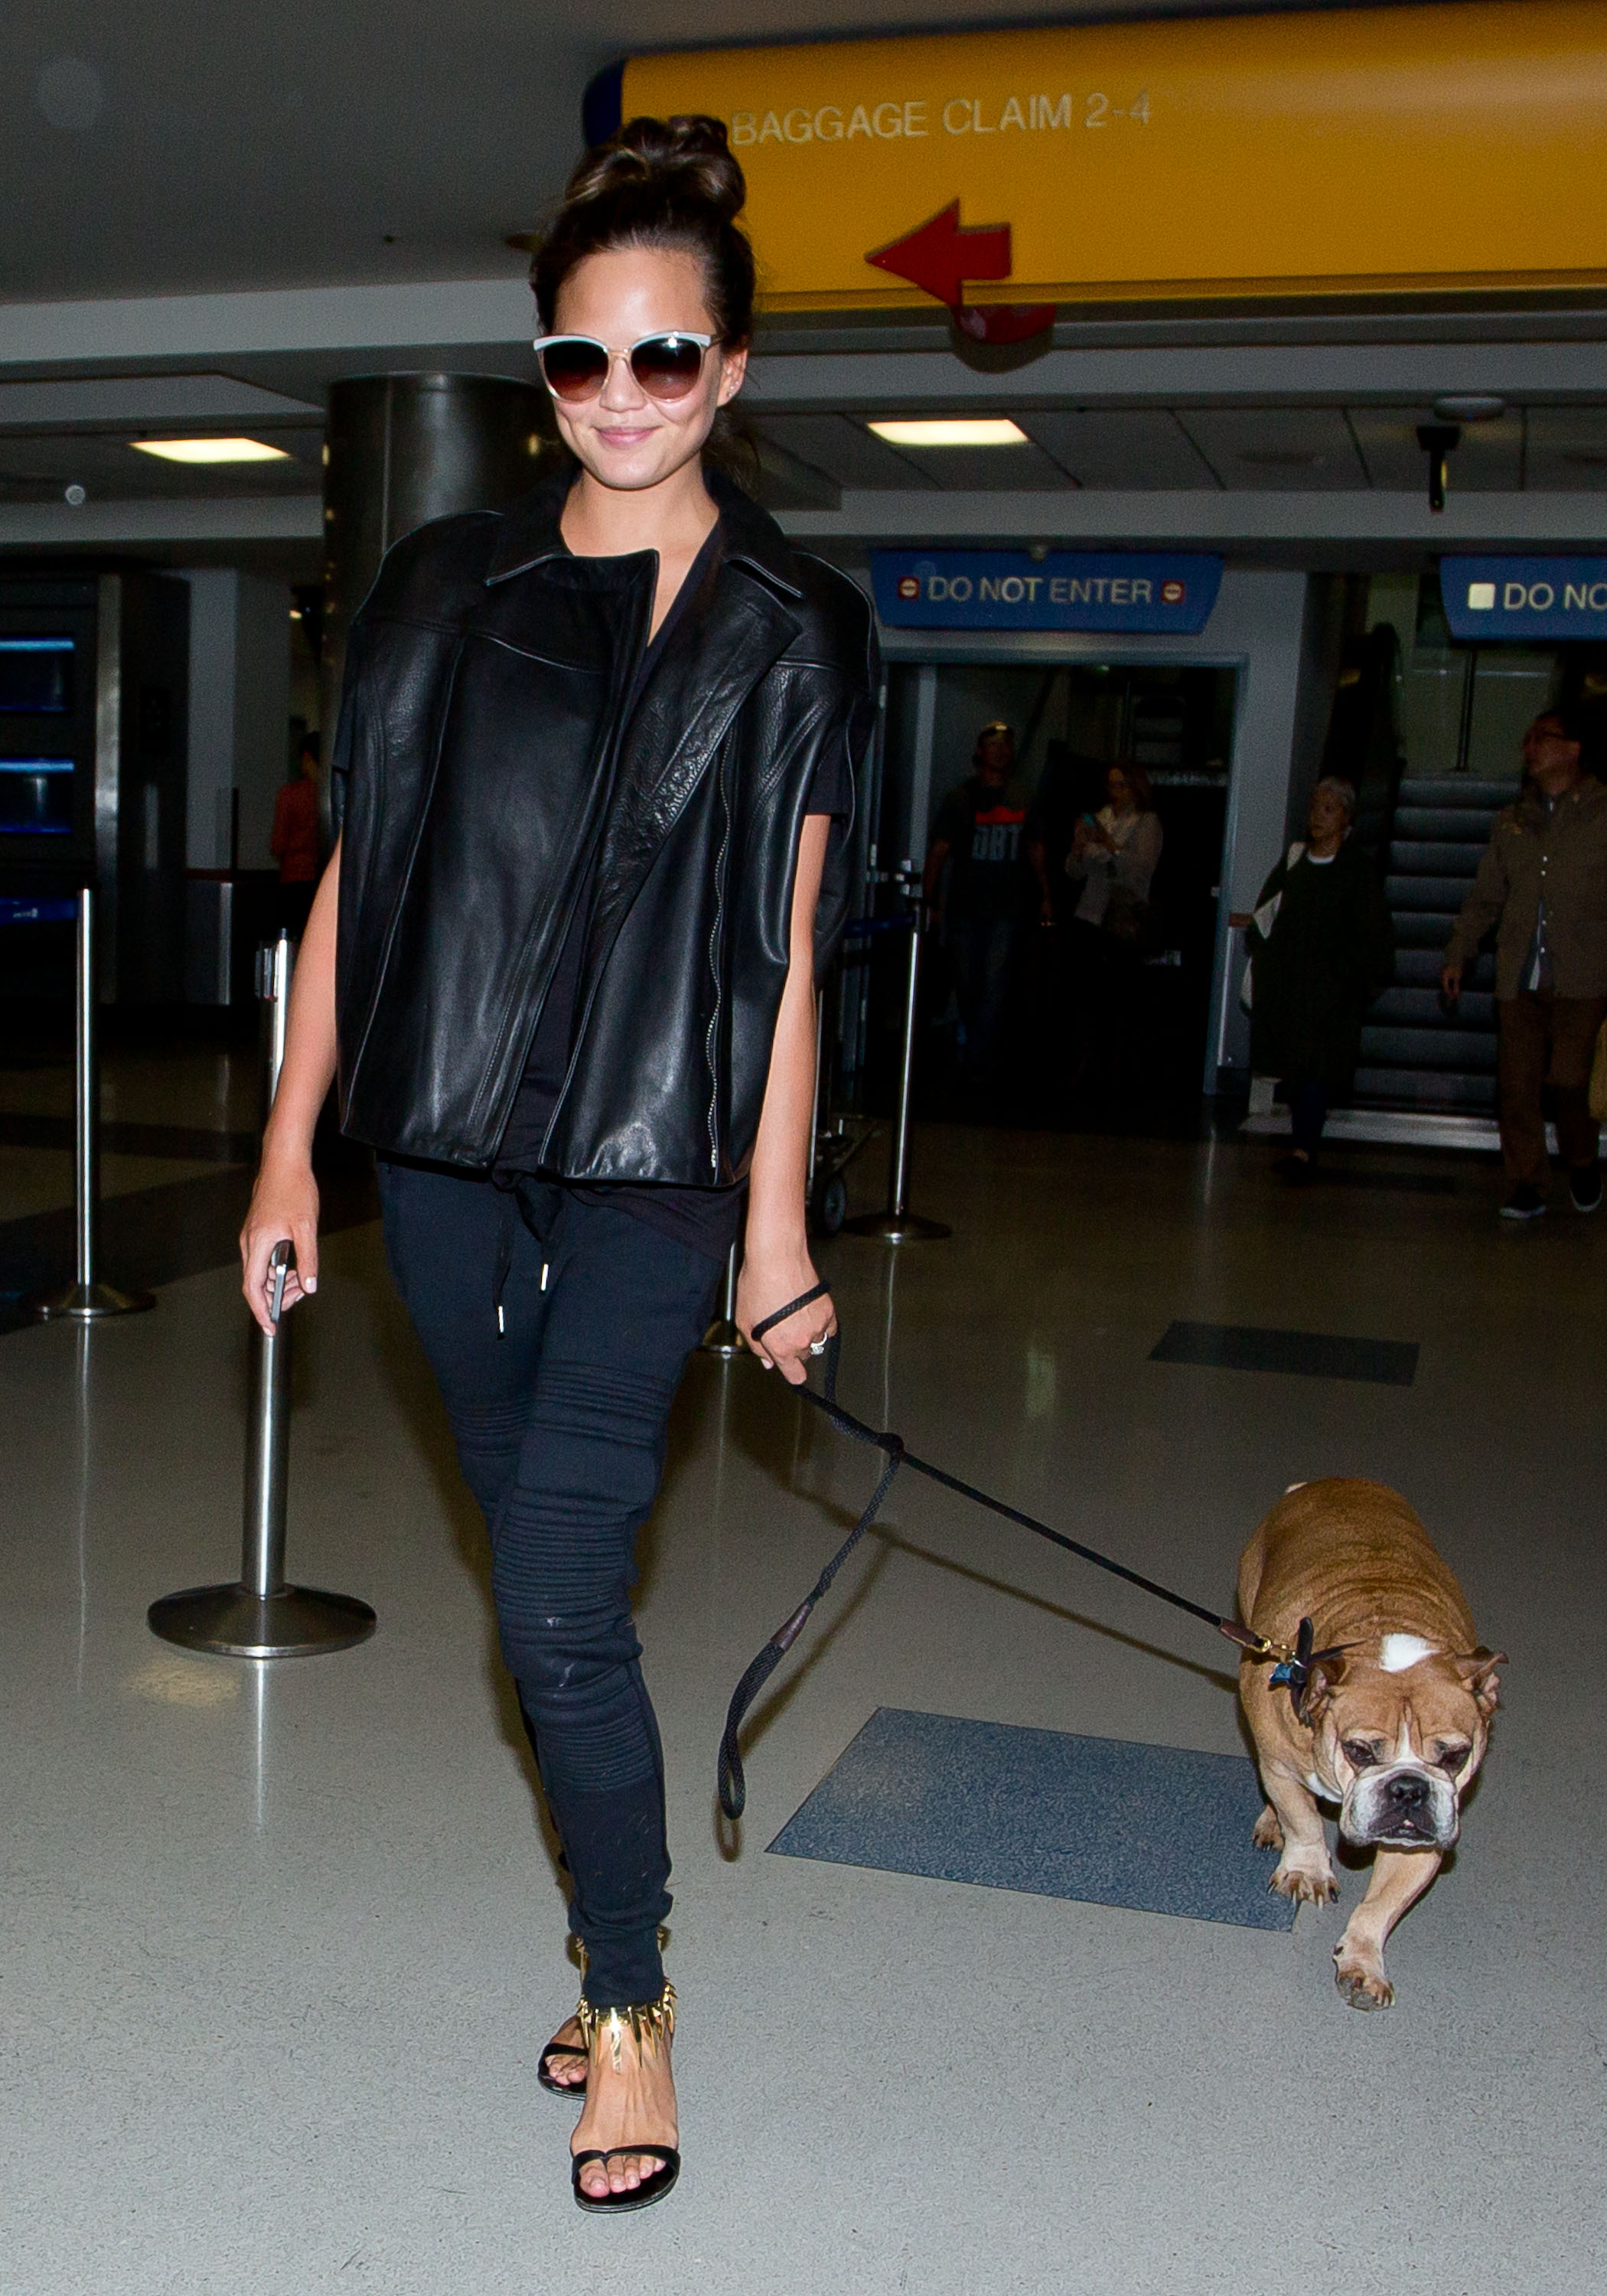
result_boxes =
[1064,760,1163,1091]
[238,116,876,2213]
[1067,759,1163,938]
[1247,775,1394,1176]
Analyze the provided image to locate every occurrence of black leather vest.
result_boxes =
[331,470,878,1181]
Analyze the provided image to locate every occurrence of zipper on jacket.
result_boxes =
[703,755,734,1178]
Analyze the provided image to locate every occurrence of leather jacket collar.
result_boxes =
[484,460,806,598]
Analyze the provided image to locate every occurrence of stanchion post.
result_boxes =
[148,931,376,1659]
[700,1238,744,1358]
[842,882,950,1244]
[30,885,155,1322]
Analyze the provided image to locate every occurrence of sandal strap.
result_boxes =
[572,2144,680,2170]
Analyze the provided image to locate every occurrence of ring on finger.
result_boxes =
[808,1336,829,1357]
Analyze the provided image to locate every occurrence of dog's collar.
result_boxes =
[1266,1616,1358,1720]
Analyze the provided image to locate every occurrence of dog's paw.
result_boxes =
[1333,1946,1394,2011]
[1270,1854,1337,1906]
[1252,1805,1285,1851]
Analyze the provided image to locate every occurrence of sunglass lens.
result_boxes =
[630,336,706,399]
[540,339,608,400]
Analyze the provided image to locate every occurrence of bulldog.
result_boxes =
[1237,1477,1504,2010]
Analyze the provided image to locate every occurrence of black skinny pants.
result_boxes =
[378,1160,721,2008]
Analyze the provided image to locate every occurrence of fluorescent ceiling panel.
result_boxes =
[131,437,292,464]
[868,419,1028,448]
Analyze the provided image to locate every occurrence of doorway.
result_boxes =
[856,658,1237,1132]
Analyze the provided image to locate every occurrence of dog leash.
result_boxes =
[719,1289,1318,1821]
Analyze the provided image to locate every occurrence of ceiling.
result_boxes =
[747,404,1607,504]
[8,400,1607,517]
[0,1,1364,304]
[1,0,1598,568]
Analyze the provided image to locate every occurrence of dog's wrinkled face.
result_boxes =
[1304,1638,1504,1850]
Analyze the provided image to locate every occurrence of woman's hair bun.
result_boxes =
[533,113,755,345]
[566,115,745,225]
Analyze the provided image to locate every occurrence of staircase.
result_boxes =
[1353,775,1521,1115]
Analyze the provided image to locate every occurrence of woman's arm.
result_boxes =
[238,841,341,1332]
[1115,812,1164,899]
[736,814,836,1386]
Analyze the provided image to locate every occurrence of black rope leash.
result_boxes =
[719,1290,1299,1821]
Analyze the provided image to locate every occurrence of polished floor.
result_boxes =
[1,1058,1602,2293]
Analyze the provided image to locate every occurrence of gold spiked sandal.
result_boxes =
[569,1984,680,2214]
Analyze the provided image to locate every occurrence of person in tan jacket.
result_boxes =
[1442,709,1607,1218]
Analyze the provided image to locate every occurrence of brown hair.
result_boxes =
[1110,758,1154,811]
[532,115,756,347]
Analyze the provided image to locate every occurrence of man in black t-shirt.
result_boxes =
[924,721,1032,1086]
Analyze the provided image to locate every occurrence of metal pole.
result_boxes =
[842,892,951,1244]
[241,935,294,1601]
[30,886,155,1321]
[700,1238,744,1358]
[74,884,96,1287]
[148,931,376,1659]
[888,920,920,1216]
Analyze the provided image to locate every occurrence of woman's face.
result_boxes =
[1308,784,1349,846]
[1107,768,1133,813]
[548,245,747,494]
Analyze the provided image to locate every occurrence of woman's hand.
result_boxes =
[240,1150,321,1333]
[736,1246,836,1387]
[236,844,341,1334]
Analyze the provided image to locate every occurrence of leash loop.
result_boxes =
[750,1282,833,1349]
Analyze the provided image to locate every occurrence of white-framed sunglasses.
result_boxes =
[531,331,717,404]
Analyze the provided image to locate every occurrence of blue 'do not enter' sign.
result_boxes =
[872,550,1222,634]
[1441,557,1607,642]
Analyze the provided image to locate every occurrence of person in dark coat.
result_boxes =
[1247,775,1394,1176]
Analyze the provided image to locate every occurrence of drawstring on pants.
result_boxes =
[491,1175,565,1336]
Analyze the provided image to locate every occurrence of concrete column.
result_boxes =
[182,568,291,870]
[320,373,548,771]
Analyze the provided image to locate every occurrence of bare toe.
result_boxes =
[541,2015,588,2089]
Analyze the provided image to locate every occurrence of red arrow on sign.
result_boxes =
[866,201,1011,308]
[866,201,1055,347]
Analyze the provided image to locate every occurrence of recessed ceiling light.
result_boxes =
[869,419,1028,448]
[131,437,291,464]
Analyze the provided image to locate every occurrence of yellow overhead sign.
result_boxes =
[618,2,1607,310]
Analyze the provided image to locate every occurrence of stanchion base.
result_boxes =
[30,1280,156,1321]
[147,1583,376,1658]
[839,1210,953,1243]
[699,1317,745,1358]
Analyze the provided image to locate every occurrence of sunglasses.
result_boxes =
[532,331,717,404]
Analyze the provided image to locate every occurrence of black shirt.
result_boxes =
[931,774,1034,923]
[495,517,852,1260]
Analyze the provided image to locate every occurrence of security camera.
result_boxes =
[1416,424,1460,514]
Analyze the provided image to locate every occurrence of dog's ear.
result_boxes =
[1455,1648,1506,1717]
[1301,1656,1348,1721]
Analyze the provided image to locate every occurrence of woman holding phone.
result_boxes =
[238,115,876,2213]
